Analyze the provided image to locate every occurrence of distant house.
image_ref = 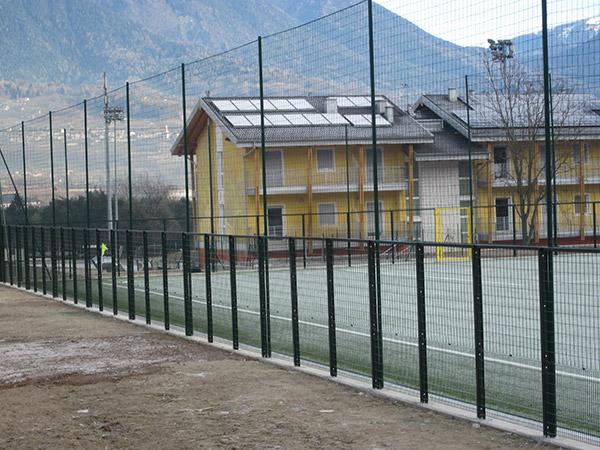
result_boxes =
[414,89,600,243]
[169,94,492,246]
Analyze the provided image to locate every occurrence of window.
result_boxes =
[316,149,335,172]
[494,147,508,178]
[573,143,589,164]
[574,193,591,215]
[495,197,510,232]
[318,203,337,225]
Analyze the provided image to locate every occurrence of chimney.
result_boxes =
[325,97,337,114]
[448,87,458,102]
[375,98,386,114]
[385,105,394,123]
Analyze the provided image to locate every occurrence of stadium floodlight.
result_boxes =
[487,39,514,62]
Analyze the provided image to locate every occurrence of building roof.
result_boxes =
[415,92,600,143]
[413,120,487,161]
[171,95,433,155]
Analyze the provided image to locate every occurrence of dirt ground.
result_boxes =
[0,286,556,449]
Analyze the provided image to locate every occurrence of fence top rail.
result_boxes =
[196,231,600,254]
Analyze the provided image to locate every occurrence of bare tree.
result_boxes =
[482,55,584,244]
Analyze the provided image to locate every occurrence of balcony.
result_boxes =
[245,165,408,195]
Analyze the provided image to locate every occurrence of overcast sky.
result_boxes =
[375,0,600,47]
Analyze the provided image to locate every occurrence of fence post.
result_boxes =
[182,232,193,336]
[367,241,383,389]
[326,239,337,377]
[472,246,485,419]
[301,213,307,268]
[16,227,22,287]
[257,236,268,357]
[126,83,133,229]
[60,227,66,300]
[40,227,46,294]
[229,235,238,350]
[96,229,103,311]
[390,211,395,263]
[346,211,352,267]
[71,228,77,304]
[161,231,170,330]
[110,229,117,315]
[7,226,14,286]
[416,243,428,402]
[538,248,557,437]
[126,230,135,319]
[0,223,5,283]
[289,238,300,366]
[593,202,597,248]
[181,63,191,233]
[84,228,91,307]
[21,121,28,225]
[512,204,517,257]
[31,227,37,292]
[143,230,151,324]
[23,225,30,290]
[204,234,213,342]
[50,227,58,298]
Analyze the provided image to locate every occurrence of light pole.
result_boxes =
[103,73,124,231]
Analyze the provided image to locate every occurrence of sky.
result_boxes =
[375,0,600,47]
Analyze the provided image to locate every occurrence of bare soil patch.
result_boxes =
[0,286,555,449]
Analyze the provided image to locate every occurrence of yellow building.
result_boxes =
[415,90,600,244]
[170,95,473,242]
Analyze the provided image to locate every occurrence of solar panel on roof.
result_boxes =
[323,113,349,125]
[350,97,371,107]
[288,98,314,110]
[263,99,277,111]
[373,115,391,126]
[334,97,355,107]
[245,114,262,126]
[213,100,238,111]
[304,114,331,125]
[231,99,257,111]
[344,114,371,126]
[270,99,295,110]
[285,114,311,125]
[266,114,292,125]
[225,115,252,127]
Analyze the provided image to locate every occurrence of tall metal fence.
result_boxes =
[1,223,599,445]
[1,0,599,444]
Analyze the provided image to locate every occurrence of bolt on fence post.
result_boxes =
[31,227,37,292]
[71,228,78,304]
[288,238,300,366]
[204,234,213,342]
[40,227,46,294]
[96,229,103,311]
[23,225,30,290]
[182,232,193,336]
[257,236,269,357]
[472,246,486,419]
[538,248,557,437]
[229,235,239,350]
[143,231,151,324]
[126,230,135,320]
[60,227,66,300]
[84,229,92,307]
[16,227,22,287]
[161,231,170,330]
[326,239,337,377]
[110,229,117,315]
[416,243,428,402]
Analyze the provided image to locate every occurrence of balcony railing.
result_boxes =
[244,165,408,195]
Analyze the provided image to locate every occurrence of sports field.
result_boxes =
[13,249,600,442]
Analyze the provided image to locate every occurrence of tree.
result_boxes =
[482,55,584,244]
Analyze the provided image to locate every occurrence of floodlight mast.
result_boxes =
[488,39,514,63]
[103,73,124,231]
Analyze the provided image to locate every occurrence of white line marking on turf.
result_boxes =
[105,280,600,384]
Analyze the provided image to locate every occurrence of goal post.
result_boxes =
[434,207,472,262]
